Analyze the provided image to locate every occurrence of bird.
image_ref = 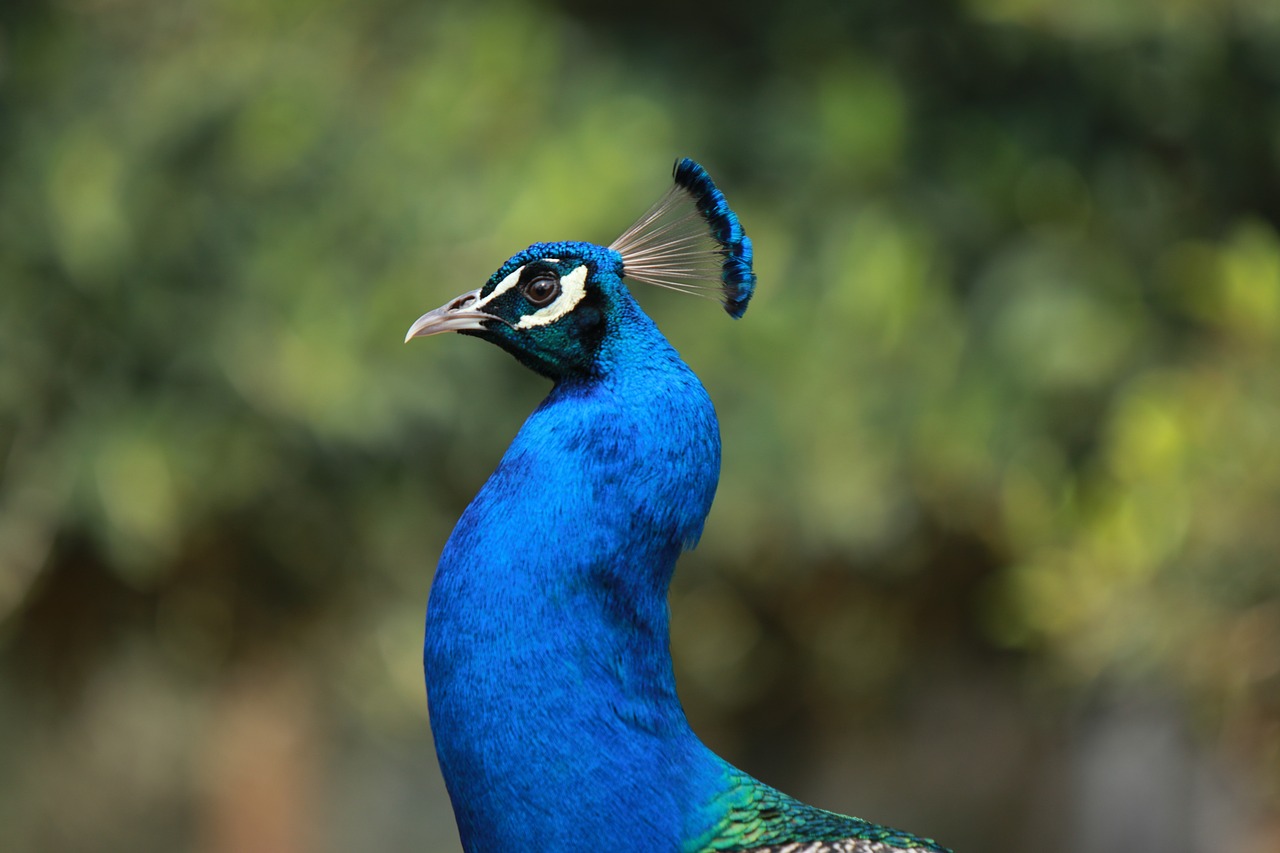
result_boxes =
[405,158,953,853]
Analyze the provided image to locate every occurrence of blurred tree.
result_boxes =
[0,0,1277,851]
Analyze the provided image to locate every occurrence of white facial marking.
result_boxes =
[470,265,524,312]
[515,265,589,329]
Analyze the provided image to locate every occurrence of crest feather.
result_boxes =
[610,158,756,318]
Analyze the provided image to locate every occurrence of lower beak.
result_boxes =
[404,288,498,342]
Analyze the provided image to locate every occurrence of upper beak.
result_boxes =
[404,288,498,342]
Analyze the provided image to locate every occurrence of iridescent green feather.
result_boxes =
[686,766,952,853]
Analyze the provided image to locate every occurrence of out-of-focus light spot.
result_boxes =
[1161,224,1280,343]
[1003,283,1132,389]
[1218,222,1280,342]
[814,63,906,183]
[1107,388,1186,482]
[93,435,178,582]
[231,88,328,186]
[47,132,132,285]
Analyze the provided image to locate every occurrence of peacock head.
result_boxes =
[404,241,631,378]
[405,158,755,379]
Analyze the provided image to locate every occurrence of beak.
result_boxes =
[404,288,498,342]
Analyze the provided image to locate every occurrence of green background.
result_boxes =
[2,1,1278,850]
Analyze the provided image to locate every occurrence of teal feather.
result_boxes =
[689,765,946,852]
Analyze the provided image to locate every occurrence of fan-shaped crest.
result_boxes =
[610,158,755,318]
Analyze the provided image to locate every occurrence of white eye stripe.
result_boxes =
[514,265,589,329]
[471,265,525,312]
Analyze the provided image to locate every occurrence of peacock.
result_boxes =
[405,159,953,853]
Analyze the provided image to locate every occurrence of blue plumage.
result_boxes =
[671,157,755,318]
[608,159,755,319]
[405,160,949,853]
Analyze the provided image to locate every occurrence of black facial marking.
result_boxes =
[568,294,607,357]
[472,257,616,380]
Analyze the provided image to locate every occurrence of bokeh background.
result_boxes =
[3,1,1279,851]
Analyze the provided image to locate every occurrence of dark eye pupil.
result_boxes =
[525,276,558,305]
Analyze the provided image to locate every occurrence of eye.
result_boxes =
[523,274,560,306]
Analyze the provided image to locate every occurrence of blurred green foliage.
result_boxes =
[2,0,1279,851]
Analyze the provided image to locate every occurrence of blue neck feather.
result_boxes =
[423,280,730,850]
[413,162,949,853]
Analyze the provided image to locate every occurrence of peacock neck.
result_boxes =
[423,312,732,850]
